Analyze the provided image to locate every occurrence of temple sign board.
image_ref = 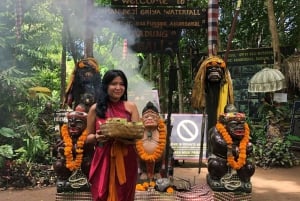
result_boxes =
[165,113,207,160]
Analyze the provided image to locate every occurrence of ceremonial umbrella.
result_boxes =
[248,68,286,93]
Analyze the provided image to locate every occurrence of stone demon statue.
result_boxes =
[53,109,94,192]
[191,56,234,153]
[206,104,255,193]
[64,58,102,112]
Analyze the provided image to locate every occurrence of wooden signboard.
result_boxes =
[126,19,206,29]
[134,29,180,39]
[109,7,207,20]
[111,0,187,6]
[105,7,207,29]
[130,39,178,53]
[192,47,294,66]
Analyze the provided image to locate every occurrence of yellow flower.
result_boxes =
[142,182,149,188]
[149,181,156,187]
[166,187,174,193]
[136,184,146,191]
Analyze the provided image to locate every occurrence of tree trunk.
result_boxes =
[60,16,67,106]
[158,56,166,113]
[84,0,94,58]
[149,53,153,80]
[176,54,183,113]
[266,0,281,70]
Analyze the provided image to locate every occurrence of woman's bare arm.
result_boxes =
[86,103,97,144]
[125,101,140,122]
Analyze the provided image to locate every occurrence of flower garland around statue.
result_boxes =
[136,119,167,162]
[216,122,250,170]
[61,124,88,171]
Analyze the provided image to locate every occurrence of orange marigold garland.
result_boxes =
[136,119,167,162]
[135,181,156,191]
[61,124,88,171]
[216,122,250,170]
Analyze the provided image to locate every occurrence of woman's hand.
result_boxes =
[95,130,109,143]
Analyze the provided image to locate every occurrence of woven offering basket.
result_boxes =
[101,118,144,140]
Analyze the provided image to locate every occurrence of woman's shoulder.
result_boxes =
[88,103,97,113]
[124,100,137,109]
[124,100,136,106]
[123,100,138,112]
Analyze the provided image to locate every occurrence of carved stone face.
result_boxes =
[142,110,159,129]
[206,65,224,82]
[226,120,245,140]
[67,111,87,137]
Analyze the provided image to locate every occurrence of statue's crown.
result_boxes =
[219,112,246,123]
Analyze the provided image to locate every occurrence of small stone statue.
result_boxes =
[53,109,93,192]
[207,104,255,193]
[136,101,167,182]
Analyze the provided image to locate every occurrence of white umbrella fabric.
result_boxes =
[248,68,286,93]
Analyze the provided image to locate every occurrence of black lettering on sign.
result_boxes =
[131,20,204,29]
[110,7,207,20]
[131,39,178,53]
[135,29,179,39]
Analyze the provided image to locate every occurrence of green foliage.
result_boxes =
[248,123,265,144]
[0,67,56,166]
[15,135,50,164]
[251,94,299,168]
[0,145,14,168]
[253,137,299,168]
[0,145,14,159]
[287,135,300,142]
[219,0,300,49]
[0,127,19,168]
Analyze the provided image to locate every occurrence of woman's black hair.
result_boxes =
[95,69,128,118]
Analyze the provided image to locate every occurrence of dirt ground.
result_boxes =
[1,163,300,201]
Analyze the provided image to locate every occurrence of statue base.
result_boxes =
[56,180,90,193]
[213,191,252,201]
[207,174,252,193]
[56,191,92,201]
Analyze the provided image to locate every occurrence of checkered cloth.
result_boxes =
[135,190,179,201]
[135,184,214,201]
[213,192,252,201]
[56,192,93,201]
[176,184,214,201]
[208,0,219,56]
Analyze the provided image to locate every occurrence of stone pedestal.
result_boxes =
[213,192,252,201]
[55,192,93,201]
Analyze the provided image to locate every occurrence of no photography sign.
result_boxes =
[166,113,207,160]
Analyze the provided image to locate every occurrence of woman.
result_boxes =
[86,69,140,201]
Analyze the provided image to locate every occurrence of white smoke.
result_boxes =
[53,2,156,115]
